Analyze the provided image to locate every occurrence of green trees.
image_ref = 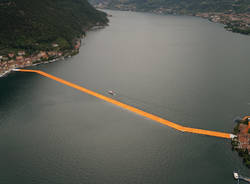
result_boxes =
[0,0,108,55]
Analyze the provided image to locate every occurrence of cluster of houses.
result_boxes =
[0,50,63,75]
[237,118,250,152]
[196,12,250,29]
[0,40,81,76]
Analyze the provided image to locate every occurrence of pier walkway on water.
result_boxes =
[13,69,240,139]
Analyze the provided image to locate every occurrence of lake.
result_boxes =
[0,10,249,184]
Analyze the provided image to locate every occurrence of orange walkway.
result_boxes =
[15,69,234,139]
[243,116,250,121]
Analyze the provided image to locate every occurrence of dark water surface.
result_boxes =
[0,10,249,184]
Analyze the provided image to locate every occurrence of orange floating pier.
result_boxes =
[14,69,236,139]
[242,116,250,121]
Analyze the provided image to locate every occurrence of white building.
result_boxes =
[52,43,59,47]
[18,51,25,56]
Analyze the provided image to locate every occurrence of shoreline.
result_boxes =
[0,56,65,78]
[0,49,76,78]
[0,25,107,78]
[98,7,250,36]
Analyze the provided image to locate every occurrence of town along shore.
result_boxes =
[0,39,81,78]
[232,117,250,168]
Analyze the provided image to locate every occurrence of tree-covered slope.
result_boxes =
[0,0,108,54]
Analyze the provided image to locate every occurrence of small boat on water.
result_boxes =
[108,90,115,96]
[233,171,250,183]
[234,172,239,180]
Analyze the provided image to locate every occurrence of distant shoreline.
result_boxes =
[97,7,250,36]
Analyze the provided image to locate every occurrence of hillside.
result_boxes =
[0,0,108,55]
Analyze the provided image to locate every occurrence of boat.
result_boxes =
[233,172,250,183]
[233,172,239,180]
[108,90,115,95]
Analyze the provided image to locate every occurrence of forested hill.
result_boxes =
[0,0,108,55]
[90,0,250,14]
